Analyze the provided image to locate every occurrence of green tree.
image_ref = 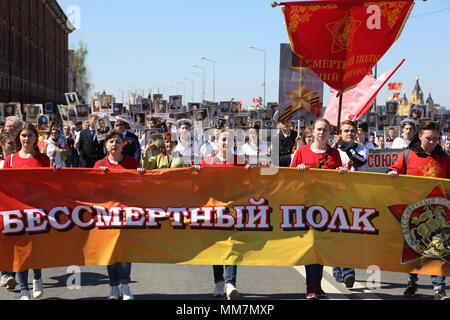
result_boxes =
[72,40,91,104]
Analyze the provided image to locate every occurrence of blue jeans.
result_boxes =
[305,264,323,286]
[213,265,237,286]
[408,273,446,291]
[107,262,131,287]
[333,267,355,278]
[17,269,41,291]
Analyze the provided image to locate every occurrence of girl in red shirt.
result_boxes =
[94,131,144,300]
[3,123,51,300]
[290,118,346,300]
[197,129,250,300]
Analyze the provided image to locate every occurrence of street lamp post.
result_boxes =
[192,71,205,102]
[176,81,186,98]
[249,45,266,108]
[201,57,216,102]
[193,64,206,102]
[184,78,195,102]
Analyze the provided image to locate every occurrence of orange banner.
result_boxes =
[0,167,449,276]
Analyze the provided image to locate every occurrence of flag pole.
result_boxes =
[271,1,286,7]
[336,92,343,134]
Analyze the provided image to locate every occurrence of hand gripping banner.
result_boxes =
[281,0,414,92]
[0,167,449,276]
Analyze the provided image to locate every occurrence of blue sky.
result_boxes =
[58,0,450,108]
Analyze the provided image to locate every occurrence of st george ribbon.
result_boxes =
[279,0,414,93]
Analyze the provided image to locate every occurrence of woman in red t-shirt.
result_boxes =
[290,118,346,300]
[197,129,249,300]
[3,123,51,300]
[94,131,144,300]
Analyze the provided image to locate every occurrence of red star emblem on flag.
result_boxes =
[388,184,450,264]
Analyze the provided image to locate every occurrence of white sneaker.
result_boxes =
[6,277,17,291]
[225,283,239,300]
[213,280,225,297]
[120,284,134,300]
[32,279,43,299]
[0,275,8,287]
[20,290,31,300]
[108,286,120,300]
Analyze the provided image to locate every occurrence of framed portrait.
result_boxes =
[144,128,162,147]
[251,119,263,129]
[24,104,43,122]
[112,103,123,116]
[210,102,219,119]
[152,94,163,104]
[194,109,210,127]
[378,115,389,131]
[384,126,400,147]
[141,98,151,113]
[267,102,279,114]
[366,112,378,129]
[75,104,90,121]
[100,95,113,113]
[168,95,182,113]
[65,92,79,106]
[68,105,77,121]
[129,104,141,114]
[188,103,201,112]
[230,101,240,114]
[259,109,273,121]
[94,116,111,141]
[416,104,428,119]
[44,102,53,114]
[409,105,423,121]
[57,105,70,124]
[37,115,49,132]
[133,113,146,128]
[155,100,168,116]
[220,101,231,115]
[3,103,18,118]
[173,112,191,121]
[233,114,249,128]
[442,114,450,134]
[214,118,226,129]
[249,110,259,120]
[92,98,101,113]
[385,101,398,115]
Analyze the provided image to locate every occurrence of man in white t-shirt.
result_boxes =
[392,120,416,149]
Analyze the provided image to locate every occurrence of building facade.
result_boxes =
[0,0,74,109]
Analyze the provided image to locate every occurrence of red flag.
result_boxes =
[324,59,405,127]
[282,0,414,92]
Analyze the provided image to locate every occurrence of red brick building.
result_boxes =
[0,0,74,108]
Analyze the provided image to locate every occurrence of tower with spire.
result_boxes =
[410,77,424,105]
[398,91,409,116]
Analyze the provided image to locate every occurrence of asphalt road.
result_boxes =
[0,264,441,301]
